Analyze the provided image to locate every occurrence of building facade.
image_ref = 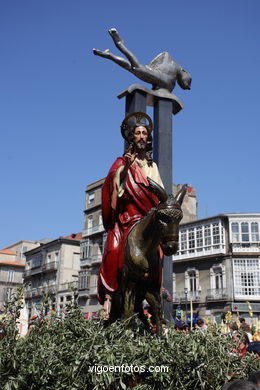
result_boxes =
[78,179,106,315]
[172,213,260,323]
[79,177,197,315]
[0,240,42,307]
[24,234,81,319]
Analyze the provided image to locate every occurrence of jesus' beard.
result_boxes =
[134,141,146,151]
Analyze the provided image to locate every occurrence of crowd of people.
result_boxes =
[172,315,260,355]
[222,371,260,389]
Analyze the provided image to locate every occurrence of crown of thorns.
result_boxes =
[120,112,153,141]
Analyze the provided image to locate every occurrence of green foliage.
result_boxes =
[0,294,259,390]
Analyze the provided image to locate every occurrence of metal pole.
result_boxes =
[153,98,173,322]
[185,295,188,324]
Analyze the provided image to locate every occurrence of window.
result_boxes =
[90,274,98,288]
[185,268,198,292]
[188,229,195,251]
[102,233,107,254]
[81,239,92,260]
[196,227,203,248]
[99,214,103,226]
[212,223,220,244]
[204,225,211,246]
[31,254,42,269]
[55,252,59,262]
[189,271,196,291]
[180,231,187,252]
[176,220,225,258]
[211,266,224,290]
[7,270,14,283]
[231,222,239,242]
[88,192,95,204]
[251,223,259,241]
[233,259,260,297]
[88,215,93,229]
[241,222,249,242]
[231,221,260,244]
[79,271,90,289]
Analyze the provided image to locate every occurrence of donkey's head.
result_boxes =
[147,178,187,256]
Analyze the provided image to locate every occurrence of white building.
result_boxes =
[24,233,81,320]
[0,240,42,307]
[173,213,260,323]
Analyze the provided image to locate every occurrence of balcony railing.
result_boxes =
[83,224,104,237]
[0,280,22,286]
[59,281,78,292]
[23,267,42,277]
[80,255,102,267]
[231,243,260,253]
[206,288,229,301]
[80,258,92,267]
[174,244,226,260]
[234,286,260,299]
[173,290,201,303]
[89,286,97,296]
[24,284,57,299]
[42,261,58,272]
[91,254,102,265]
[78,289,90,298]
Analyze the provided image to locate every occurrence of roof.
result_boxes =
[180,212,260,227]
[25,233,82,255]
[0,261,24,267]
[0,248,16,255]
[62,233,82,241]
[4,239,39,249]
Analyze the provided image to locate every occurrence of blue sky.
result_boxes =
[0,0,259,248]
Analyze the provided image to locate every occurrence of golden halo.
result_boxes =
[120,112,153,141]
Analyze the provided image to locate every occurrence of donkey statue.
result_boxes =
[109,178,187,335]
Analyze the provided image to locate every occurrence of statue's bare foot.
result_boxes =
[93,48,111,58]
[102,294,111,320]
[109,28,123,44]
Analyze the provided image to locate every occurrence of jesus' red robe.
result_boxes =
[97,157,161,304]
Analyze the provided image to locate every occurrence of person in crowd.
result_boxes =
[248,371,260,388]
[247,341,260,357]
[174,314,185,329]
[231,331,248,357]
[229,321,239,333]
[240,322,253,343]
[195,318,207,330]
[222,380,258,390]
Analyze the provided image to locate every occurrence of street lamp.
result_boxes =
[184,287,188,324]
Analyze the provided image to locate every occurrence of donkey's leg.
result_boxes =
[124,284,135,317]
[145,291,163,336]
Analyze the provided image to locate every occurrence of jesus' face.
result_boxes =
[132,126,148,150]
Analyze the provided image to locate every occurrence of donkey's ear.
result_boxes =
[146,177,168,203]
[175,184,187,206]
